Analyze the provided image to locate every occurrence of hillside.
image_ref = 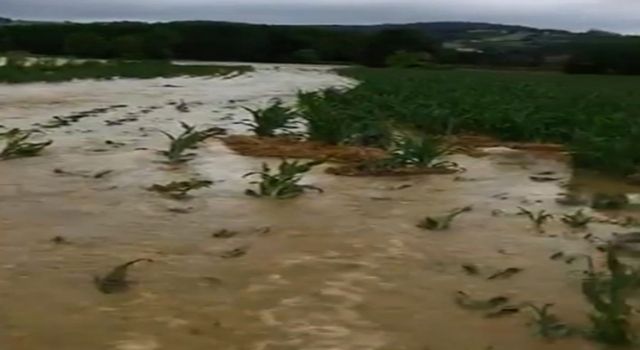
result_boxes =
[317,21,620,53]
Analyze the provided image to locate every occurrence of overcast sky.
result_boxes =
[1,0,639,34]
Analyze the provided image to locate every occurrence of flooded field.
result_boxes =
[1,63,640,350]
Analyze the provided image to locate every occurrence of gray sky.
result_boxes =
[1,0,639,34]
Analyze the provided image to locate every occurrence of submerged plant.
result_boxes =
[147,178,213,199]
[562,209,593,229]
[239,99,297,137]
[159,122,214,164]
[487,267,523,280]
[0,129,52,159]
[525,303,573,340]
[591,193,629,210]
[581,247,639,345]
[94,258,153,294]
[244,159,323,199]
[176,100,190,112]
[455,291,509,310]
[518,207,553,232]
[418,206,472,230]
[454,291,520,318]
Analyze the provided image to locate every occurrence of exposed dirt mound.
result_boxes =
[221,135,387,163]
[326,163,460,177]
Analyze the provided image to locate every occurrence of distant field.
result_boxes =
[332,67,640,175]
[0,59,252,83]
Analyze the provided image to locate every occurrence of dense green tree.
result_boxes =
[64,32,109,57]
[565,37,640,75]
[361,29,439,67]
[112,35,144,59]
[0,30,11,52]
[142,29,180,59]
[291,49,319,63]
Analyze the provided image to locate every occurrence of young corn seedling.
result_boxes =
[581,247,639,345]
[94,258,153,294]
[176,100,190,113]
[0,129,52,160]
[159,122,212,164]
[525,303,573,340]
[418,206,472,230]
[518,207,553,233]
[147,179,213,199]
[390,134,457,169]
[562,209,593,229]
[243,159,323,199]
[239,99,297,137]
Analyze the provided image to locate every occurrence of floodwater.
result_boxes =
[1,63,640,350]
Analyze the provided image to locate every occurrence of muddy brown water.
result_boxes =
[1,64,640,350]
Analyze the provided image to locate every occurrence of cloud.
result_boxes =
[0,0,638,33]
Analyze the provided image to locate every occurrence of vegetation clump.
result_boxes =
[418,206,472,230]
[94,258,153,294]
[0,129,52,159]
[239,99,297,137]
[525,303,573,340]
[244,159,323,199]
[326,134,460,176]
[147,179,213,199]
[561,209,593,229]
[518,207,553,233]
[159,122,222,164]
[581,247,639,345]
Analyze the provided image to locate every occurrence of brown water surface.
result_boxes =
[1,64,639,350]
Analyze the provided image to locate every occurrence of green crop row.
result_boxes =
[299,67,640,176]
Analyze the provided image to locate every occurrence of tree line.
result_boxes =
[0,22,439,67]
[0,21,639,74]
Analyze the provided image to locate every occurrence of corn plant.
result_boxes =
[239,99,297,137]
[94,258,153,294]
[518,207,553,233]
[243,159,323,199]
[525,303,573,340]
[0,128,23,139]
[147,179,213,199]
[1,129,52,159]
[561,209,593,229]
[389,134,457,168]
[346,118,394,148]
[297,89,354,145]
[159,122,213,164]
[581,247,639,345]
[418,206,472,230]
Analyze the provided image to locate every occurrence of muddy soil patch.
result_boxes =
[221,135,386,163]
[326,163,460,177]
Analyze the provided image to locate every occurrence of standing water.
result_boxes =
[1,63,639,350]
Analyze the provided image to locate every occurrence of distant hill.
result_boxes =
[0,18,626,59]
[314,21,621,53]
